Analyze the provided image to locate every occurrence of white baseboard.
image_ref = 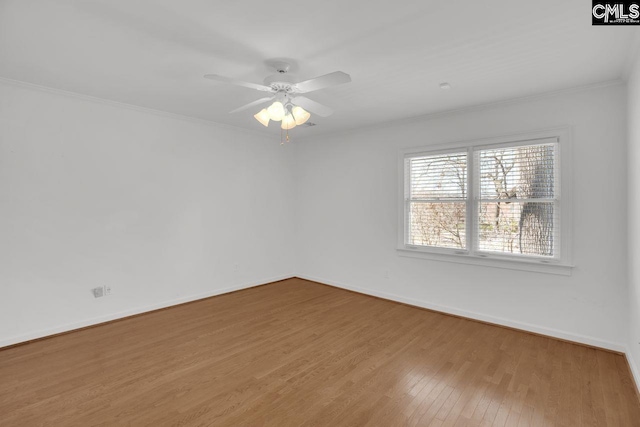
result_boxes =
[296,274,627,354]
[626,350,640,397]
[0,274,293,349]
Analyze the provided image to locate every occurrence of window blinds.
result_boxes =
[477,142,558,257]
[406,152,467,249]
[405,139,559,258]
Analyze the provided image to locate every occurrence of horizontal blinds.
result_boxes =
[406,152,467,249]
[479,143,555,200]
[476,143,558,257]
[408,153,467,200]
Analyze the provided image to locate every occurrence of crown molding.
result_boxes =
[296,79,624,142]
[0,76,270,139]
[0,75,625,144]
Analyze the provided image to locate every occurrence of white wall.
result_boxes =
[0,77,633,358]
[0,80,295,347]
[628,51,640,385]
[294,84,629,351]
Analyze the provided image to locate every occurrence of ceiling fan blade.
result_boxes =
[228,97,275,114]
[292,96,334,117]
[293,71,351,93]
[204,74,273,92]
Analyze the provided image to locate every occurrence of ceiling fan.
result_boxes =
[204,61,351,130]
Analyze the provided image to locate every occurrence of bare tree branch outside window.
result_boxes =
[408,153,467,249]
[407,143,556,257]
[478,144,555,256]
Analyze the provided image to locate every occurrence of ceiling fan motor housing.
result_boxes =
[274,91,293,106]
[263,61,298,91]
[204,63,348,119]
[263,75,297,90]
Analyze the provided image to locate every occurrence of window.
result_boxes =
[477,143,556,256]
[407,152,467,249]
[398,129,572,274]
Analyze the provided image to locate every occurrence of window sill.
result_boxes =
[396,247,574,276]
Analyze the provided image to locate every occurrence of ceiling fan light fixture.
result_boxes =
[205,65,351,138]
[267,101,285,121]
[281,114,297,130]
[292,106,311,125]
[254,109,270,127]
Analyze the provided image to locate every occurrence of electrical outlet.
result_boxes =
[104,285,112,296]
[92,287,104,298]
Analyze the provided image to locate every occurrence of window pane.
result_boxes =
[479,144,555,200]
[410,153,467,199]
[478,202,554,256]
[409,202,466,249]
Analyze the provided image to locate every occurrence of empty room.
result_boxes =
[2,0,640,425]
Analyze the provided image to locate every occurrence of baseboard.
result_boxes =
[0,274,294,350]
[626,350,640,401]
[296,274,627,354]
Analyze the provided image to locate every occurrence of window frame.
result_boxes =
[404,147,470,254]
[397,128,573,275]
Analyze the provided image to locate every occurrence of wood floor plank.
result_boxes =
[1,278,638,426]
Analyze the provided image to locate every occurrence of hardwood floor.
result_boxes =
[1,278,638,426]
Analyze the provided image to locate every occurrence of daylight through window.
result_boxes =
[403,138,560,261]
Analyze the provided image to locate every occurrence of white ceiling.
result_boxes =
[1,0,637,136]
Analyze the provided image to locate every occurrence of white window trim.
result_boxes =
[397,127,574,276]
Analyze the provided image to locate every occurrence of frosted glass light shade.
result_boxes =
[281,114,297,130]
[292,106,311,125]
[254,109,270,127]
[267,102,285,121]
